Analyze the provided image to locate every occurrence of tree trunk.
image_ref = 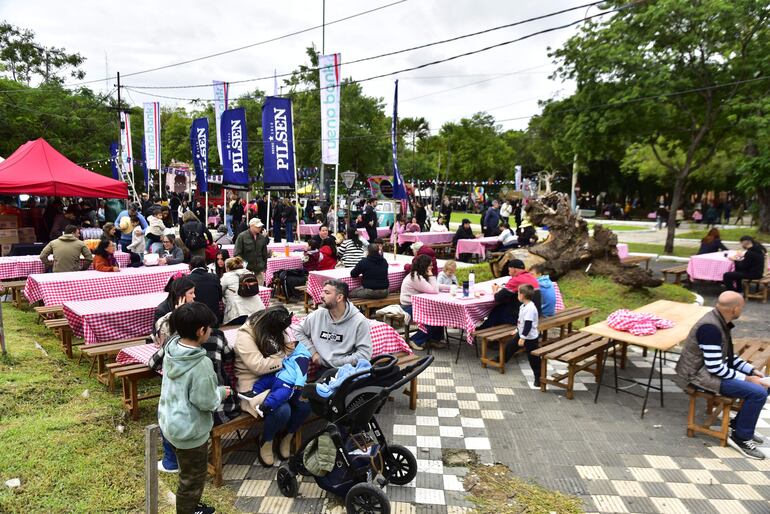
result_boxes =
[757,186,770,234]
[664,173,688,254]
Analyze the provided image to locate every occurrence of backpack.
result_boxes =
[237,272,261,297]
[185,223,206,250]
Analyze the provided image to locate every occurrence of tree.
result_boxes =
[437,113,514,181]
[735,96,770,232]
[551,0,770,252]
[0,23,85,84]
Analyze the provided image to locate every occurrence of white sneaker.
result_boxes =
[157,460,179,473]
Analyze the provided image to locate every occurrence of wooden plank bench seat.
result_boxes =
[34,305,64,323]
[43,317,76,358]
[1,280,27,308]
[295,285,310,313]
[352,292,401,318]
[621,255,652,270]
[80,337,148,386]
[661,264,689,285]
[742,277,770,304]
[427,242,454,259]
[531,332,610,399]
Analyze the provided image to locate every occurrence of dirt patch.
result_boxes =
[442,448,480,467]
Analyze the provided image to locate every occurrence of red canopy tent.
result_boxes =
[0,138,128,198]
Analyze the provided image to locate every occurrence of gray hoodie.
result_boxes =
[296,301,372,368]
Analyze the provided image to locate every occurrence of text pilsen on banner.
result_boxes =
[319,53,340,166]
[262,96,297,191]
[143,102,161,170]
[213,80,228,166]
[190,117,209,194]
[221,107,249,189]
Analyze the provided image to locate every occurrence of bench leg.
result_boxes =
[63,330,73,359]
[409,378,417,410]
[539,357,547,392]
[566,364,576,400]
[686,395,696,438]
[719,403,731,446]
[480,337,488,368]
[620,343,628,369]
[498,340,506,374]
[210,434,223,487]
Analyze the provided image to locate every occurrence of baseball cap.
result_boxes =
[249,218,264,228]
[508,259,525,270]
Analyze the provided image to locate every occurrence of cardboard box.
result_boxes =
[17,228,36,244]
[1,244,12,256]
[0,215,18,230]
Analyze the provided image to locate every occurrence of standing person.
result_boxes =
[180,211,212,261]
[362,198,378,242]
[272,197,284,243]
[157,302,230,514]
[415,201,427,232]
[39,225,92,273]
[115,203,148,252]
[483,200,502,237]
[500,199,512,225]
[283,198,296,243]
[724,236,767,293]
[169,192,180,226]
[193,201,206,224]
[675,292,768,459]
[503,284,541,386]
[234,218,269,277]
[440,196,452,230]
[257,195,268,229]
[349,242,389,299]
[230,198,245,240]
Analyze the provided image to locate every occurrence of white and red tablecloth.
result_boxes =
[397,232,454,246]
[207,216,221,227]
[0,252,132,281]
[455,237,500,260]
[307,263,408,304]
[357,227,392,241]
[616,243,629,259]
[298,223,322,237]
[264,254,304,285]
[412,278,565,343]
[219,242,308,256]
[24,263,188,305]
[687,251,736,281]
[63,292,166,345]
[116,318,411,368]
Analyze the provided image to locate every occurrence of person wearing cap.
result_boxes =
[453,218,476,262]
[480,259,540,331]
[115,202,148,252]
[234,218,269,276]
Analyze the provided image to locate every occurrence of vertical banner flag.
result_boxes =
[514,165,522,191]
[109,142,119,180]
[190,117,209,194]
[213,80,228,165]
[143,102,161,170]
[141,140,149,190]
[261,97,296,190]
[119,111,133,175]
[319,53,340,165]
[391,80,408,200]
[221,107,249,189]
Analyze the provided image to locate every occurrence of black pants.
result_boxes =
[174,441,208,513]
[503,338,541,384]
[724,271,757,293]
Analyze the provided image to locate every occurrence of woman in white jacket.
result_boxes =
[221,256,265,326]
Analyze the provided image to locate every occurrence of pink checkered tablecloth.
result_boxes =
[116,317,411,368]
[412,279,565,343]
[616,243,629,259]
[63,292,166,345]
[298,223,322,236]
[687,251,735,281]
[264,255,304,286]
[454,237,500,259]
[306,263,407,304]
[397,232,454,246]
[0,252,131,281]
[207,216,221,226]
[357,227,392,241]
[24,263,189,305]
[219,242,307,256]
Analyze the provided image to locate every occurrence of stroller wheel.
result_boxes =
[384,444,417,486]
[345,483,390,514]
[277,465,298,498]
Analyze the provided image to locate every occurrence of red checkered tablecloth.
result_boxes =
[306,263,407,304]
[24,263,189,305]
[264,255,304,286]
[397,232,454,246]
[455,237,499,259]
[63,292,166,344]
[616,243,629,259]
[686,251,736,281]
[357,227,392,241]
[0,252,131,281]
[220,242,308,255]
[413,279,565,343]
[298,223,322,236]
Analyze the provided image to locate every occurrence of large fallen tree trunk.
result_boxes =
[492,192,662,288]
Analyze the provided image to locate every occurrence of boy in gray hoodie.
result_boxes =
[296,279,373,369]
[158,303,231,514]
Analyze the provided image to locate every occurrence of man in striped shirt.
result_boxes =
[676,292,768,459]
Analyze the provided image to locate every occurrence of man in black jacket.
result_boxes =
[186,256,223,325]
[349,242,389,299]
[311,225,337,256]
[272,197,284,243]
[230,199,245,239]
[724,236,767,293]
[363,198,378,242]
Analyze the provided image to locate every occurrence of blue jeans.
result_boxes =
[225,214,233,236]
[720,378,769,441]
[161,433,179,470]
[402,304,442,346]
[273,220,282,243]
[285,222,295,242]
[262,398,311,442]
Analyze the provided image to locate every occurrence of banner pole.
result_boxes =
[266,194,270,239]
[246,192,250,224]
[333,165,339,233]
[205,191,209,227]
[291,101,300,242]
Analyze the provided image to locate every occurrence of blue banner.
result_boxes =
[221,107,249,189]
[109,142,119,180]
[391,80,408,200]
[190,117,209,194]
[262,96,296,191]
[140,140,149,191]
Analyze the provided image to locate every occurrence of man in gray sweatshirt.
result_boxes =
[296,279,373,369]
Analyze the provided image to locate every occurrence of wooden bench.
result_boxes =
[1,280,27,308]
[742,277,770,304]
[661,264,689,285]
[352,292,401,318]
[531,332,610,399]
[427,242,454,259]
[113,363,160,420]
[621,255,652,270]
[43,317,76,358]
[80,337,148,386]
[296,285,310,313]
[34,305,64,323]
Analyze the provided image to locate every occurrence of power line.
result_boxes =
[124,1,605,91]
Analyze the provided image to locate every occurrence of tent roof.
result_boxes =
[0,138,128,198]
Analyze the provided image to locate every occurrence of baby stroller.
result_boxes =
[276,354,434,514]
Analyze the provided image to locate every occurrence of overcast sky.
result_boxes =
[1,0,600,132]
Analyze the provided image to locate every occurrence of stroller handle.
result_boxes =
[386,355,434,393]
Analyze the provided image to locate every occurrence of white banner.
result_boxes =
[213,80,228,165]
[143,102,161,170]
[119,111,133,175]
[319,53,340,165]
[514,165,522,191]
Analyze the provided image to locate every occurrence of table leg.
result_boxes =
[594,344,611,404]
[659,350,665,408]
[640,349,658,419]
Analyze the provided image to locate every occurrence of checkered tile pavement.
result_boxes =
[222,303,770,513]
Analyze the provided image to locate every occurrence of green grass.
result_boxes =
[449,212,481,225]
[626,242,698,258]
[676,227,770,243]
[589,223,648,232]
[0,307,240,514]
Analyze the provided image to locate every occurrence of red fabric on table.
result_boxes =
[24,264,188,305]
[397,232,454,246]
[306,263,407,304]
[0,252,131,281]
[298,224,322,236]
[607,309,674,336]
[454,237,499,259]
[357,227,392,241]
[264,254,304,286]
[220,242,308,255]
[63,292,166,345]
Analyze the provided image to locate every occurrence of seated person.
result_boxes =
[501,284,541,380]
[350,243,390,299]
[317,244,337,271]
[403,241,438,276]
[311,225,337,255]
[221,256,265,326]
[93,239,120,272]
[498,222,518,250]
[724,236,767,293]
[675,292,768,459]
[433,216,449,232]
[437,259,458,291]
[535,269,557,317]
[337,227,367,268]
[697,228,728,255]
[453,219,476,261]
[480,259,540,330]
[187,256,223,325]
[400,255,444,351]
[406,217,421,233]
[157,234,185,265]
[295,279,372,372]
